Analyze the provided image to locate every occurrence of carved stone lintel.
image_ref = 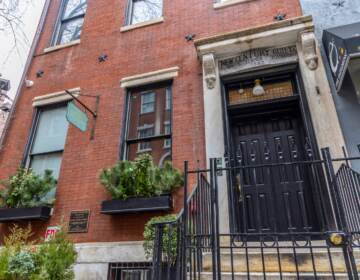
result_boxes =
[203,53,217,89]
[300,31,318,71]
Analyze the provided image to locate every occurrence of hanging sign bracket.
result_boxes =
[65,90,100,140]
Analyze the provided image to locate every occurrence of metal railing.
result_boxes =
[152,148,360,279]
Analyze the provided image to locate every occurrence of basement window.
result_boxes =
[52,0,88,46]
[108,262,152,280]
[25,105,69,199]
[124,83,172,165]
[126,0,163,25]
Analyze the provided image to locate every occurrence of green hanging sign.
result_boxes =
[66,101,88,132]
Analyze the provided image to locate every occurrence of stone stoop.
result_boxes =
[200,248,360,279]
[199,272,349,279]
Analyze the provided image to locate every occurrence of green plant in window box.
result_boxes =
[143,214,178,264]
[0,168,57,208]
[99,154,183,200]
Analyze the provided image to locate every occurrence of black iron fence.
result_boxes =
[152,148,360,279]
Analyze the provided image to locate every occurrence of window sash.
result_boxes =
[127,0,163,25]
[124,86,172,163]
[31,106,69,155]
[53,0,87,45]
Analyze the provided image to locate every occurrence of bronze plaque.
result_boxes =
[68,210,90,233]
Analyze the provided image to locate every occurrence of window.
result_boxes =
[138,124,154,152]
[165,88,171,110]
[108,263,152,280]
[125,84,172,165]
[141,92,155,114]
[26,105,69,199]
[127,0,163,25]
[163,121,171,148]
[53,0,88,46]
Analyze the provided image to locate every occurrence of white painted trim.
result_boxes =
[43,39,81,54]
[120,17,164,33]
[32,87,80,107]
[120,67,179,88]
[214,0,255,10]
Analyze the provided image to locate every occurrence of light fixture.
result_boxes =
[238,83,244,94]
[252,79,265,96]
[328,232,346,246]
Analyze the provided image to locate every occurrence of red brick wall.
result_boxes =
[0,0,302,243]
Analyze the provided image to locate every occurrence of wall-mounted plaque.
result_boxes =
[68,210,90,233]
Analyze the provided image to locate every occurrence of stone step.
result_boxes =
[202,249,360,273]
[199,272,349,280]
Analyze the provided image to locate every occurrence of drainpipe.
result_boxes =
[0,0,51,150]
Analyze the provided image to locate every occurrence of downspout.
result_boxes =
[0,0,51,150]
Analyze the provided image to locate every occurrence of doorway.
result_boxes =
[224,71,321,235]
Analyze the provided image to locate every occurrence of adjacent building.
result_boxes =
[0,77,11,138]
[300,0,360,169]
[0,0,355,279]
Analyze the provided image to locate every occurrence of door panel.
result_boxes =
[232,109,319,234]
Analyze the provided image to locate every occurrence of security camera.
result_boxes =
[25,80,34,88]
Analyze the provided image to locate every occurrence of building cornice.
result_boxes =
[195,15,314,47]
[194,15,314,58]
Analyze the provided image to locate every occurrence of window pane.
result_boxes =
[141,92,155,114]
[165,88,171,110]
[31,106,69,155]
[131,0,163,25]
[30,153,63,180]
[30,153,63,200]
[128,139,170,165]
[58,17,84,45]
[63,0,87,19]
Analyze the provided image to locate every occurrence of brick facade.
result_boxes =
[0,0,302,243]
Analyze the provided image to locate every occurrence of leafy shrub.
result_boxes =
[0,225,77,280]
[99,154,183,200]
[34,228,77,280]
[7,251,36,280]
[0,168,56,208]
[143,215,178,263]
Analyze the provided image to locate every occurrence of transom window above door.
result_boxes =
[52,0,88,46]
[127,0,163,25]
[125,83,172,165]
[227,78,295,106]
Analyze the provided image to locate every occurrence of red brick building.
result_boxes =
[0,0,348,279]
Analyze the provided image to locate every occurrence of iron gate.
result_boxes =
[152,148,360,279]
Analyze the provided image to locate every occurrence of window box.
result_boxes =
[0,206,52,222]
[101,194,172,214]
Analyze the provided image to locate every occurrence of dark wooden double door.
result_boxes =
[231,108,319,234]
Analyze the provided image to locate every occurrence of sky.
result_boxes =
[0,0,46,99]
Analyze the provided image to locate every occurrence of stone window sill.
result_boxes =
[43,39,81,54]
[214,0,254,9]
[120,17,164,33]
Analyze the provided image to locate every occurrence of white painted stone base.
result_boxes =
[74,241,146,280]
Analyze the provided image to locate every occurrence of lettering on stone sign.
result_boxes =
[219,46,298,74]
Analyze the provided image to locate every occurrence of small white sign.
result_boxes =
[44,226,60,241]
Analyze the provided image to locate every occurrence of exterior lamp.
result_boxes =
[328,232,346,246]
[252,79,265,96]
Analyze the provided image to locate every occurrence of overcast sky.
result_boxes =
[0,0,45,99]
